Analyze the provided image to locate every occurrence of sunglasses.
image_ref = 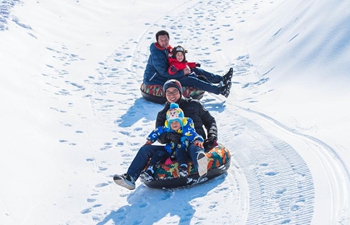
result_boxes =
[165,89,180,96]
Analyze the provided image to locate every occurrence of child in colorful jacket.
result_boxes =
[141,102,204,180]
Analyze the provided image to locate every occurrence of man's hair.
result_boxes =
[156,30,169,41]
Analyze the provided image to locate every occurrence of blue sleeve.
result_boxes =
[147,126,168,142]
[150,45,184,79]
[181,118,204,143]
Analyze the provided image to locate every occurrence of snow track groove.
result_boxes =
[216,109,314,224]
[232,106,350,224]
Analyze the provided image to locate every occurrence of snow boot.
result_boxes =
[178,164,188,178]
[220,81,232,98]
[223,68,233,85]
[140,169,154,182]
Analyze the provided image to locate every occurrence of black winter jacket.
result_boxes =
[156,97,218,144]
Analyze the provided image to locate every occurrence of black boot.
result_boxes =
[220,81,232,98]
[223,68,233,85]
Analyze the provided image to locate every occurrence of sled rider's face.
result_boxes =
[170,121,181,131]
[157,35,169,48]
[176,52,184,62]
[165,87,180,103]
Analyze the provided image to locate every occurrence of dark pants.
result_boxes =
[148,149,170,167]
[126,144,205,180]
[186,144,205,170]
[192,68,223,83]
[177,68,223,95]
[175,147,188,166]
[149,146,188,167]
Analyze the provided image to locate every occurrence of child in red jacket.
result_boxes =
[168,45,232,97]
[168,46,200,74]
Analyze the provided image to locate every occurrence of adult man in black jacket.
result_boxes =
[114,80,218,190]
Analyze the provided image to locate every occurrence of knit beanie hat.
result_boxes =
[166,103,184,128]
[172,45,187,60]
[163,79,183,95]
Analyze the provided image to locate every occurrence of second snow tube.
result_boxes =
[140,83,205,104]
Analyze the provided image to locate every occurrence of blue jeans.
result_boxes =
[175,147,188,166]
[193,68,223,84]
[127,145,164,180]
[149,149,170,167]
[177,76,221,94]
[146,147,191,169]
[126,144,205,180]
[177,68,224,94]
[186,144,205,170]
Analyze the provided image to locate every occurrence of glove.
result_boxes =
[204,136,218,151]
[166,132,182,144]
[144,140,153,145]
[196,63,201,67]
[193,140,204,149]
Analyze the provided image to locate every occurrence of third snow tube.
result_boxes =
[140,143,231,189]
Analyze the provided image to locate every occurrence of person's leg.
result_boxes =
[148,149,170,169]
[193,67,233,85]
[175,147,189,177]
[126,145,165,180]
[192,68,223,83]
[178,76,221,94]
[141,148,170,181]
[175,147,188,166]
[187,144,208,175]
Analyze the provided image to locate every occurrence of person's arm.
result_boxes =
[150,45,184,79]
[168,59,187,75]
[155,105,168,128]
[187,62,199,69]
[147,126,166,142]
[198,102,218,149]
[181,118,204,148]
[185,118,205,142]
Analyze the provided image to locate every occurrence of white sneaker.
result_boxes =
[178,165,188,178]
[113,174,135,190]
[140,170,154,182]
[197,152,208,177]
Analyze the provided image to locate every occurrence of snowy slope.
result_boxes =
[1,0,349,224]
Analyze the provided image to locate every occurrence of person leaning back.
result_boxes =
[114,79,219,190]
[143,30,233,95]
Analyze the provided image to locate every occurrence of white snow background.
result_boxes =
[1,0,350,224]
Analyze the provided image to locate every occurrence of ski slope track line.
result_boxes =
[236,106,350,224]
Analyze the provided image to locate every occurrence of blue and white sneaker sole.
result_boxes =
[113,174,135,190]
[197,152,208,177]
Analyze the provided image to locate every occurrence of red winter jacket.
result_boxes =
[168,58,198,75]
